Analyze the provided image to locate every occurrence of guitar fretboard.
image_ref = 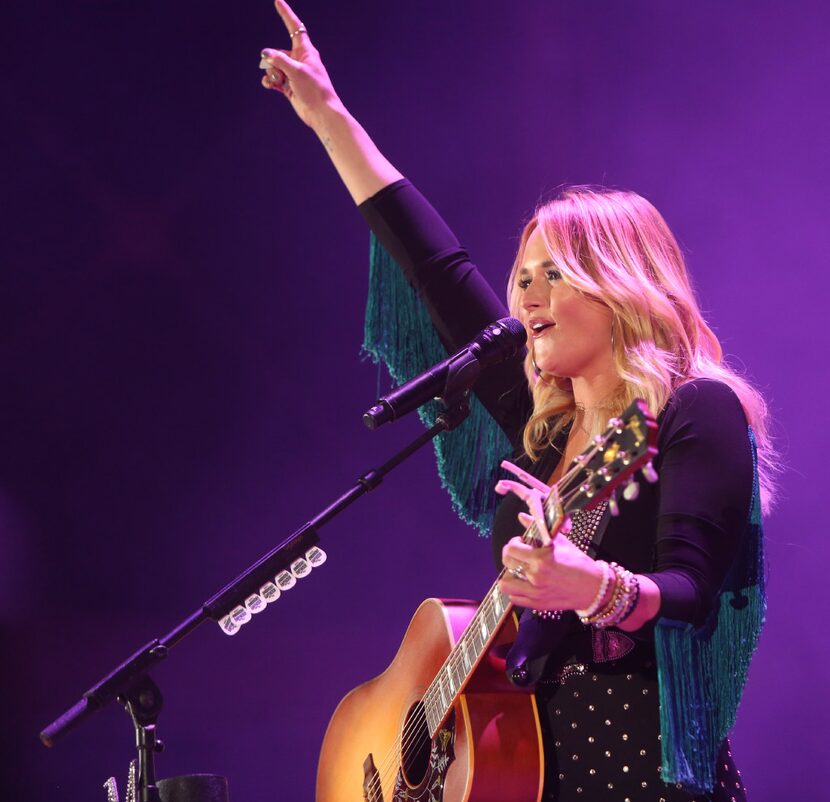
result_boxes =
[422,581,513,736]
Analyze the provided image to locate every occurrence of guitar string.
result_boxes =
[365,430,632,797]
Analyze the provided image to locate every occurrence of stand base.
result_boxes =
[158,775,229,802]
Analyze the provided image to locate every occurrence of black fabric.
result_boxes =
[361,179,532,444]
[359,179,755,801]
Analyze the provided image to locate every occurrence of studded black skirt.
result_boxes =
[535,641,748,802]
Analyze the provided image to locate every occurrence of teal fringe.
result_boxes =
[654,428,766,794]
[362,234,512,536]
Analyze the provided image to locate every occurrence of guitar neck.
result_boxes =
[422,578,514,737]
[422,486,565,736]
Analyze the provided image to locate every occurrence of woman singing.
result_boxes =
[259,2,773,799]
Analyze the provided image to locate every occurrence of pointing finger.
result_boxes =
[274,0,310,44]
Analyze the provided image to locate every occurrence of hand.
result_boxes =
[496,460,604,612]
[259,0,343,129]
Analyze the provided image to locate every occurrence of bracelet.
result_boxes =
[575,560,612,620]
[585,569,627,626]
[586,563,640,629]
[593,564,635,627]
[616,573,641,625]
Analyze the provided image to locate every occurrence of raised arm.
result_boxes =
[260,0,402,205]
[260,1,530,440]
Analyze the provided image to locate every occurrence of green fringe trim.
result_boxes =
[362,234,512,536]
[654,428,766,794]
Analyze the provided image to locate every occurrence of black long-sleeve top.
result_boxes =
[359,178,753,630]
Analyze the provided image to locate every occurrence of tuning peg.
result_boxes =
[306,546,327,567]
[608,491,620,517]
[643,462,659,484]
[622,477,640,501]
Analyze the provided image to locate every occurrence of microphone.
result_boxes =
[363,317,527,430]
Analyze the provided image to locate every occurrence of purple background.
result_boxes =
[3,1,827,799]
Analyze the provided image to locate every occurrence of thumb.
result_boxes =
[260,48,302,78]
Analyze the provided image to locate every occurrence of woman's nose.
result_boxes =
[521,278,546,310]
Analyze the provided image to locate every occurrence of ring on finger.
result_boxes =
[290,25,307,38]
[508,563,528,581]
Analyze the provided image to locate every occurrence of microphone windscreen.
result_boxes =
[497,316,528,346]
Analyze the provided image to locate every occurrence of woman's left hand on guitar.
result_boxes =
[496,460,606,612]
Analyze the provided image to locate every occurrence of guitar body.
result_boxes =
[316,598,544,802]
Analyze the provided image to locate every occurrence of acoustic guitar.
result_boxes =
[317,399,658,802]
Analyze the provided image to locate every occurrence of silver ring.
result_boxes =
[290,25,307,38]
[508,564,527,581]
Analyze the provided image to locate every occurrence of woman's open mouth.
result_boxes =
[530,320,555,339]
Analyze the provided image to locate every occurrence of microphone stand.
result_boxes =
[40,375,475,802]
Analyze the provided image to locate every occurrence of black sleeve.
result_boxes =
[359,179,531,440]
[642,379,755,627]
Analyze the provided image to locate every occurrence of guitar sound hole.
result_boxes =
[400,701,431,787]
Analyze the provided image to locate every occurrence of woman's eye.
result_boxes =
[517,269,561,290]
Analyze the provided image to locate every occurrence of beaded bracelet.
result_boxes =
[594,565,635,627]
[586,562,640,629]
[575,560,612,620]
[616,573,641,625]
[584,569,628,626]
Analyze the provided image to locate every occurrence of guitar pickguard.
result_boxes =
[391,710,456,802]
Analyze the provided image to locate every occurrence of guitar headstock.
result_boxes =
[557,398,659,518]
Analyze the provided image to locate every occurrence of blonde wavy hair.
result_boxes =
[506,186,776,514]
